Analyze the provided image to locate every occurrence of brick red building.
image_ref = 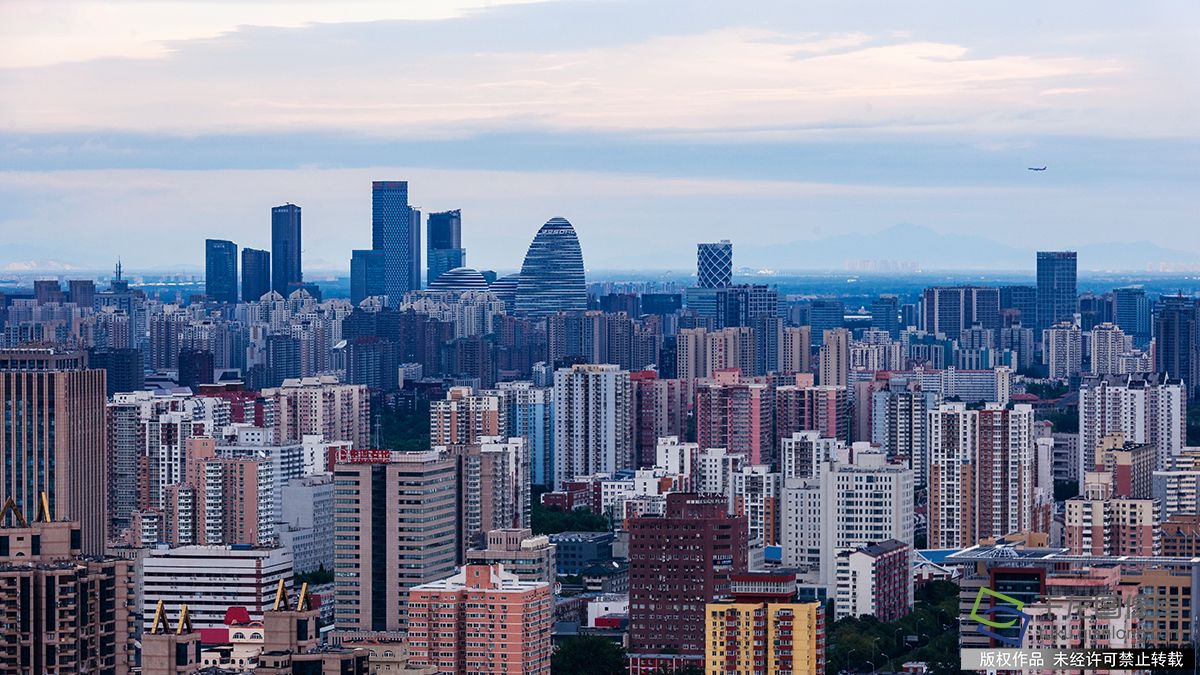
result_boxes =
[627,493,748,661]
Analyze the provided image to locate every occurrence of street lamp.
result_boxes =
[846,647,859,675]
[871,637,881,674]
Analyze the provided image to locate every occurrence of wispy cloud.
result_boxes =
[0,14,1176,138]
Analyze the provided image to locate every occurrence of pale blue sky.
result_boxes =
[1,0,1198,272]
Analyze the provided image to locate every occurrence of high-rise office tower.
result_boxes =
[1077,292,1114,332]
[406,563,553,674]
[88,347,144,396]
[372,181,420,303]
[349,249,385,305]
[241,247,271,302]
[271,203,302,296]
[0,348,107,554]
[333,451,459,631]
[1154,295,1198,397]
[628,494,748,660]
[33,279,63,304]
[68,278,96,308]
[204,238,238,304]
[921,286,1001,339]
[808,299,844,346]
[999,285,1037,327]
[552,364,632,488]
[818,327,850,387]
[1112,286,1152,348]
[871,294,901,338]
[697,240,733,288]
[427,209,466,286]
[515,217,587,316]
[0,508,137,674]
[1036,251,1077,332]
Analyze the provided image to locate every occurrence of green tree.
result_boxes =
[532,504,610,535]
[376,398,431,452]
[1188,406,1200,445]
[294,564,333,586]
[552,635,626,675]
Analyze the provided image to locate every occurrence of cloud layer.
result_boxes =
[1,0,1197,271]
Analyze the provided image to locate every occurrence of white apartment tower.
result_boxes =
[552,364,633,489]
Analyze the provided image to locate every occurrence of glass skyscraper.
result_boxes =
[515,217,587,316]
[697,240,733,288]
[1154,295,1197,397]
[350,249,385,305]
[372,181,420,304]
[1112,285,1151,348]
[1035,251,1077,332]
[204,238,238,304]
[271,203,302,296]
[427,209,465,285]
[1000,284,1037,327]
[241,247,271,302]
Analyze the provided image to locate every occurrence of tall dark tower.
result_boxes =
[427,209,465,285]
[1036,251,1077,332]
[204,238,238,304]
[271,203,302,296]
[1154,295,1198,398]
[372,181,419,305]
[241,247,271,302]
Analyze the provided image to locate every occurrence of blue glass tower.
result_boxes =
[350,249,385,305]
[372,181,419,305]
[271,203,302,296]
[427,209,466,285]
[204,238,238,304]
[241,247,271,302]
[1036,251,1077,332]
[515,217,587,316]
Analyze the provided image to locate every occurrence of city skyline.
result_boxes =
[2,1,1198,272]
[4,4,1200,674]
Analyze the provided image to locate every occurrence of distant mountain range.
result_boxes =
[737,223,1199,272]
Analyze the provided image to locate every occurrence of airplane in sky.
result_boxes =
[1027,166,1047,171]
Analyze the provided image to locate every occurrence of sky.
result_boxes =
[1,0,1198,273]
